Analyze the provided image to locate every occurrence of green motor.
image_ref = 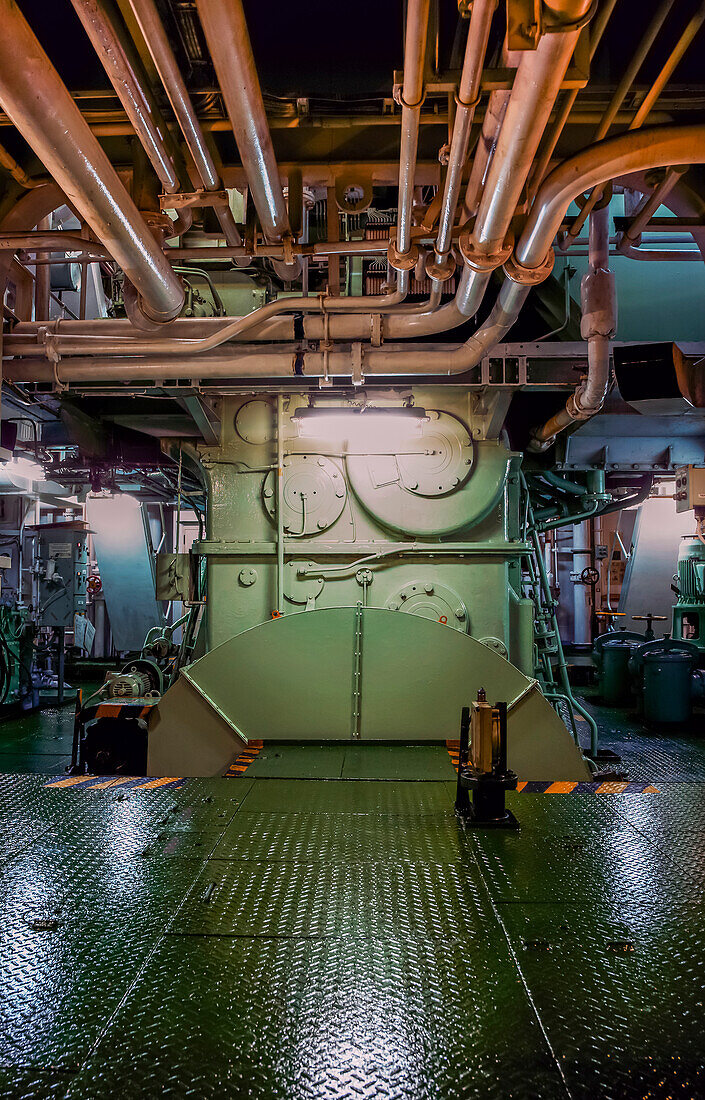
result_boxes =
[672,536,705,649]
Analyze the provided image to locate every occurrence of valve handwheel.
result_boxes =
[87,575,102,594]
[580,566,600,585]
[632,613,668,641]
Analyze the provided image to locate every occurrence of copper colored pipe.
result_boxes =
[34,215,51,321]
[0,0,184,323]
[194,0,300,279]
[69,0,181,194]
[564,0,677,241]
[529,0,619,196]
[126,0,243,249]
[629,0,705,130]
[0,232,111,258]
[0,140,41,189]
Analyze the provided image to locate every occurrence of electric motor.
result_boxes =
[104,670,152,700]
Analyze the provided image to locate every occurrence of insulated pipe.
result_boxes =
[391,0,431,274]
[69,0,181,195]
[0,0,184,323]
[430,0,495,276]
[126,0,243,248]
[194,0,300,279]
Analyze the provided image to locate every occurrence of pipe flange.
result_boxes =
[123,279,184,329]
[387,239,419,272]
[424,251,456,282]
[458,230,513,273]
[568,388,603,421]
[140,210,175,241]
[503,248,555,286]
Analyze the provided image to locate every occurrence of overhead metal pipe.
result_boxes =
[428,0,496,282]
[629,0,705,131]
[0,0,184,324]
[125,0,243,249]
[563,0,677,241]
[472,0,595,256]
[69,0,181,195]
[461,44,520,221]
[0,140,41,189]
[530,205,614,449]
[194,0,300,279]
[388,0,431,281]
[451,0,594,334]
[529,0,619,196]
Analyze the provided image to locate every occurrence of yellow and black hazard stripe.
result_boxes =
[225,740,264,777]
[445,740,659,794]
[45,775,184,791]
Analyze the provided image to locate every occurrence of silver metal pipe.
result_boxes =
[126,0,243,248]
[517,124,705,268]
[473,0,594,255]
[395,0,431,263]
[431,0,495,271]
[194,0,300,279]
[0,0,184,323]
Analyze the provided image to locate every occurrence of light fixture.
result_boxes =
[292,405,428,440]
[6,455,46,486]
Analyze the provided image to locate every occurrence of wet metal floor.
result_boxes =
[0,698,704,1097]
[0,751,702,1096]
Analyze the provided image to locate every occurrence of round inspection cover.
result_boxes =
[263,455,346,535]
[284,560,325,605]
[386,581,469,633]
[346,438,510,537]
[396,411,474,497]
[235,399,275,444]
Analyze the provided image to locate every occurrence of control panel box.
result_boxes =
[34,521,88,629]
[675,466,705,513]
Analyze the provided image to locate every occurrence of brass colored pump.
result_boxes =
[455,690,519,828]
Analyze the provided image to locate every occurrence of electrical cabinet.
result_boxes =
[675,466,705,513]
[34,521,88,628]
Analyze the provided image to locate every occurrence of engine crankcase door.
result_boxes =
[346,435,510,536]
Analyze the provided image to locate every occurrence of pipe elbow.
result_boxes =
[124,279,185,329]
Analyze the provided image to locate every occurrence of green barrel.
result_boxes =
[600,639,638,707]
[643,650,694,724]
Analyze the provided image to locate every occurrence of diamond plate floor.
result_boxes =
[0,742,701,1095]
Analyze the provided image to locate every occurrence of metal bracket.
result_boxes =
[160,189,230,211]
[506,0,543,49]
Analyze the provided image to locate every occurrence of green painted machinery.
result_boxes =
[672,536,705,648]
[144,387,592,780]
